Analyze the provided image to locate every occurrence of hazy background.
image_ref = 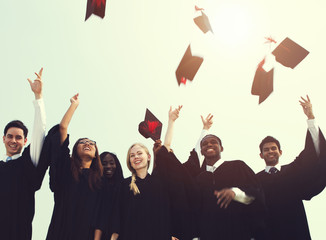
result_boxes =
[1,0,326,239]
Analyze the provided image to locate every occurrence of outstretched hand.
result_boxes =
[214,188,235,209]
[27,67,43,99]
[299,95,314,119]
[70,93,80,106]
[169,105,183,122]
[201,113,213,130]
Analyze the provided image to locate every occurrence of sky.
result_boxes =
[1,0,326,239]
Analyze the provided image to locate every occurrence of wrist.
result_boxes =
[34,93,42,99]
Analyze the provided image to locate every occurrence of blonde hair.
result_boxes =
[126,143,151,195]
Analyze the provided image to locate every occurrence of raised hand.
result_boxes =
[168,105,183,122]
[201,113,213,130]
[299,95,314,119]
[27,67,43,99]
[70,93,80,106]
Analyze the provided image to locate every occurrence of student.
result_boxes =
[46,94,104,240]
[256,95,326,240]
[183,114,265,240]
[97,152,124,240]
[0,68,46,240]
[111,106,193,240]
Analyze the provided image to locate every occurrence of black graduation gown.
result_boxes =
[184,151,265,240]
[256,130,326,240]
[46,130,104,240]
[112,146,194,240]
[97,158,124,240]
[0,127,51,240]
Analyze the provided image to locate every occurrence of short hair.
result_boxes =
[4,120,28,138]
[259,136,281,153]
[200,134,223,148]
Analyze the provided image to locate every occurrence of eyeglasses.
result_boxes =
[78,140,96,146]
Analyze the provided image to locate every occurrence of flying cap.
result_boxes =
[138,109,163,141]
[194,9,213,34]
[85,0,106,21]
[272,37,309,69]
[251,58,274,104]
[175,44,204,85]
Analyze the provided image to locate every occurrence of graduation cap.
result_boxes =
[193,6,213,34]
[138,109,163,141]
[251,58,274,104]
[175,45,204,86]
[85,0,106,21]
[272,37,309,69]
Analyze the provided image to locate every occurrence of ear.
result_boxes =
[24,137,28,146]
[3,136,5,144]
[220,146,224,152]
[259,153,264,159]
[147,154,151,162]
[279,149,282,156]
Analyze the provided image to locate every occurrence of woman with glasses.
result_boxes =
[46,93,104,240]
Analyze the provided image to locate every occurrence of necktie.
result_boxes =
[6,156,12,162]
[269,167,278,174]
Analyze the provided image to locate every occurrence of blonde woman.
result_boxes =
[111,106,194,240]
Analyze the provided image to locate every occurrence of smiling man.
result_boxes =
[256,95,326,240]
[0,68,46,240]
[183,115,265,240]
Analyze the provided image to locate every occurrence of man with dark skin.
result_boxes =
[256,95,326,240]
[184,115,264,240]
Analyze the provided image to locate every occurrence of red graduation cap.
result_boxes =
[251,58,274,104]
[138,109,163,141]
[175,45,204,86]
[85,0,106,21]
[272,37,309,69]
[193,6,213,34]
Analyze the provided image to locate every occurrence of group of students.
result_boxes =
[1,68,326,240]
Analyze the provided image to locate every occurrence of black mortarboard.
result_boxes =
[138,109,162,141]
[194,11,213,34]
[272,37,309,69]
[175,45,204,86]
[251,58,274,104]
[85,0,106,21]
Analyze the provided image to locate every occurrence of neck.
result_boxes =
[136,168,148,179]
[205,156,220,166]
[81,157,92,169]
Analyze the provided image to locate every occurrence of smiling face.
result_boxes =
[129,144,150,172]
[260,142,282,166]
[3,127,27,157]
[200,136,223,164]
[76,138,96,160]
[102,153,117,178]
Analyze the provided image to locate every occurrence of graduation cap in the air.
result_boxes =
[193,6,213,34]
[85,0,106,21]
[272,37,309,69]
[175,44,204,86]
[138,109,163,141]
[251,58,274,104]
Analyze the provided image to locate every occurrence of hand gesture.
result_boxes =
[201,113,213,130]
[168,105,183,122]
[214,188,235,209]
[70,93,80,106]
[299,95,314,119]
[27,67,43,99]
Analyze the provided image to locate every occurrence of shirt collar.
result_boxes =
[3,153,21,162]
[265,163,281,173]
[206,159,225,173]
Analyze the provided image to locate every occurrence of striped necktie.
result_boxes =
[269,167,278,174]
[6,156,12,162]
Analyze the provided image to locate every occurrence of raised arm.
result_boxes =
[60,94,79,145]
[163,105,182,152]
[299,95,320,156]
[27,67,46,166]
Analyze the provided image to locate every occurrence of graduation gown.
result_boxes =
[0,129,51,240]
[112,146,194,240]
[256,130,326,240]
[184,151,265,240]
[46,129,104,240]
